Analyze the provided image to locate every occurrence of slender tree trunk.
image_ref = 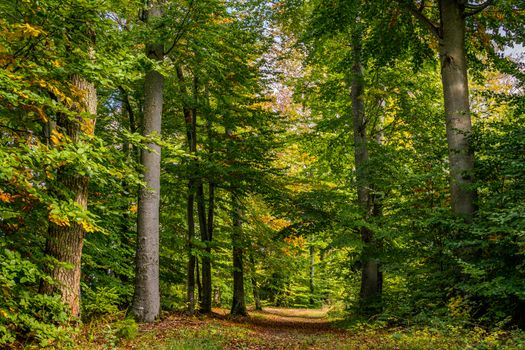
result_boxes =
[175,66,200,314]
[214,286,221,307]
[350,31,382,312]
[196,257,202,304]
[186,189,196,315]
[231,199,247,316]
[309,245,315,306]
[201,90,215,313]
[41,74,97,318]
[189,76,213,313]
[249,253,262,310]
[439,0,476,221]
[131,2,163,322]
[198,180,214,313]
[197,181,212,313]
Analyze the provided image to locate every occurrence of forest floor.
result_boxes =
[120,307,353,350]
[79,307,525,349]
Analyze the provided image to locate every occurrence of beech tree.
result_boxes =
[131,0,164,322]
[393,0,525,220]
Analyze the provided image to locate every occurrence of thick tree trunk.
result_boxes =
[131,2,163,323]
[41,75,97,318]
[439,0,476,221]
[309,245,315,306]
[351,31,382,312]
[231,201,247,316]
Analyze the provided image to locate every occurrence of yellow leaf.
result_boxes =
[16,23,43,37]
[49,212,70,227]
[81,221,95,233]
[35,107,48,122]
[50,129,63,145]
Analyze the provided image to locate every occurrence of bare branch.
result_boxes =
[164,0,195,56]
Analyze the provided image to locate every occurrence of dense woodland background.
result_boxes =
[1,0,525,348]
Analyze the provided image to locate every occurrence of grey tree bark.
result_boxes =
[438,0,476,220]
[131,1,164,323]
[396,0,480,220]
[350,31,382,312]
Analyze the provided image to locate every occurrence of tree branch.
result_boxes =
[395,0,440,38]
[0,124,31,134]
[418,0,426,12]
[164,0,195,56]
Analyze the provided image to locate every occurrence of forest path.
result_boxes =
[216,307,348,349]
[121,307,361,350]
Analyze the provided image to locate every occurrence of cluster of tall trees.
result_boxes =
[1,0,525,347]
[285,0,525,318]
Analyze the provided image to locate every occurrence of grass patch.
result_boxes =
[158,335,226,350]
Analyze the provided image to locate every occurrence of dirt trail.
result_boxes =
[126,307,353,350]
[224,307,350,349]
[236,307,339,334]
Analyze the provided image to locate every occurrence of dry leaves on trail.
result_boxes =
[119,307,364,350]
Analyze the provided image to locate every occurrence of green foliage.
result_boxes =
[0,248,73,348]
[82,286,120,320]
[114,318,138,341]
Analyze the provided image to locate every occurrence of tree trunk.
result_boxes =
[231,201,247,316]
[213,286,221,307]
[201,180,214,313]
[201,89,215,313]
[309,245,315,306]
[41,74,97,318]
[189,76,213,314]
[186,189,196,315]
[350,31,382,312]
[197,181,212,313]
[131,2,163,323]
[175,66,199,314]
[439,0,476,221]
[249,253,262,311]
[196,257,202,305]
